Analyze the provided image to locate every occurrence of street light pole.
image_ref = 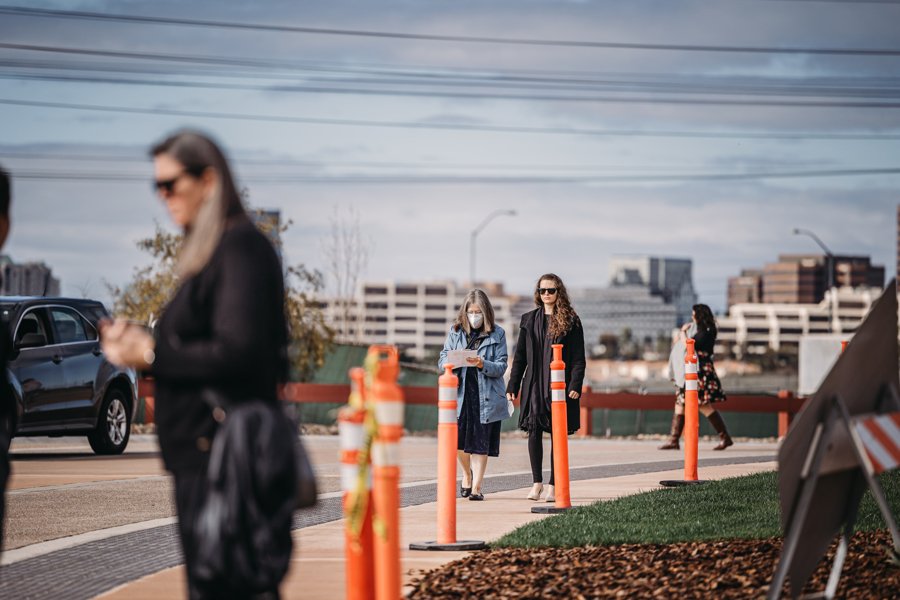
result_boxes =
[470,209,517,285]
[792,228,835,292]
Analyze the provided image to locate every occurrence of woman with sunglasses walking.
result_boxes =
[507,274,585,502]
[438,289,509,502]
[100,130,293,599]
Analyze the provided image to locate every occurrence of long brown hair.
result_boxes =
[693,303,717,336]
[150,129,246,278]
[533,273,577,339]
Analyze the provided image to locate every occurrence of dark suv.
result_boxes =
[1,297,137,454]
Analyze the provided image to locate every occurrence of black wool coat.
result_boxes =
[506,308,586,434]
[152,217,289,472]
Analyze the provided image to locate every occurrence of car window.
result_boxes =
[15,311,49,346]
[49,307,89,344]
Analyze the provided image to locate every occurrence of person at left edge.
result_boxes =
[438,289,508,502]
[0,166,14,557]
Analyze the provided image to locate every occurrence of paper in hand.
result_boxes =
[446,349,478,368]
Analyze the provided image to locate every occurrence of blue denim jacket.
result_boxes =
[437,325,509,424]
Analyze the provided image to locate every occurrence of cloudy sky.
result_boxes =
[1,0,899,312]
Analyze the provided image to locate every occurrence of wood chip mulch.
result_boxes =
[407,531,899,599]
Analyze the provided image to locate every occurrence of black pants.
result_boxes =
[173,467,281,600]
[528,429,554,485]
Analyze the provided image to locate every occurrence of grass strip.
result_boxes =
[494,470,900,547]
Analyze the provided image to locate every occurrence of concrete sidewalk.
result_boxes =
[97,460,777,600]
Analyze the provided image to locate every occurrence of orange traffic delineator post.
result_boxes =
[341,367,375,600]
[533,344,573,514]
[410,364,487,551]
[369,346,404,600]
[661,338,705,487]
[841,340,849,353]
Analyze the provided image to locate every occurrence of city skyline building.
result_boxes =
[762,254,884,304]
[323,279,516,361]
[717,286,880,356]
[608,255,697,325]
[0,255,61,297]
[569,286,678,356]
[727,269,764,309]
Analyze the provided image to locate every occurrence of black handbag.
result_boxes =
[195,396,317,592]
[202,390,318,509]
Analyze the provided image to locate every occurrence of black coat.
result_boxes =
[507,308,586,434]
[152,217,289,472]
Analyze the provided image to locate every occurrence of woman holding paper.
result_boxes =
[438,289,509,501]
[506,273,585,503]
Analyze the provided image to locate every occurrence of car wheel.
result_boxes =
[88,388,131,455]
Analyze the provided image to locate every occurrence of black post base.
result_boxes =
[659,479,707,487]
[409,540,487,551]
[531,505,572,514]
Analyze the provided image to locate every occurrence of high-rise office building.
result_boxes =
[762,254,884,304]
[727,269,763,309]
[570,286,677,354]
[608,255,697,324]
[0,255,60,296]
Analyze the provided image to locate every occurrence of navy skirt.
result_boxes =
[457,367,500,457]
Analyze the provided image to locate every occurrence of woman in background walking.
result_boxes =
[438,289,509,501]
[659,303,733,451]
[507,273,585,503]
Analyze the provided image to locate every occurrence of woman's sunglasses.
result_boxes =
[153,172,190,196]
[538,288,558,295]
[153,167,205,196]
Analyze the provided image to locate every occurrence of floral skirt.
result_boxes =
[676,353,727,406]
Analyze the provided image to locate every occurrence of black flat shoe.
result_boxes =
[460,485,472,498]
[468,493,484,501]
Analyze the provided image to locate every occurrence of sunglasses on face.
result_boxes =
[153,167,205,197]
[538,288,558,295]
[153,172,190,197]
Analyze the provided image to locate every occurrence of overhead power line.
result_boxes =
[4,73,900,108]
[9,167,900,185]
[1,5,899,56]
[2,98,899,141]
[4,42,900,99]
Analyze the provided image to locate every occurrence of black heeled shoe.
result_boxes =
[460,469,473,498]
[468,492,484,501]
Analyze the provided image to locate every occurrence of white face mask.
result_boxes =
[467,312,484,328]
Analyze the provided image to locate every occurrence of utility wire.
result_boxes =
[4,42,900,93]
[1,5,899,56]
[9,167,900,185]
[4,59,900,99]
[2,98,898,141]
[0,151,722,172]
[5,73,900,107]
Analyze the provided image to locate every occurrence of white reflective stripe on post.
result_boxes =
[375,401,404,426]
[685,363,698,374]
[438,408,457,423]
[439,387,456,402]
[371,441,399,467]
[551,388,566,402]
[685,380,698,391]
[339,421,364,451]
[341,464,359,492]
[341,464,372,491]
[551,370,565,383]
